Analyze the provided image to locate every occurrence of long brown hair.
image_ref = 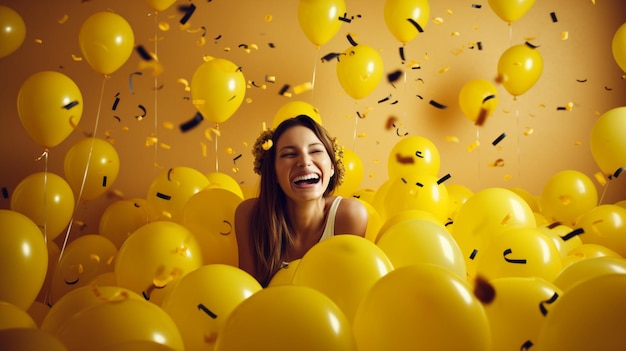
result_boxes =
[249,115,341,286]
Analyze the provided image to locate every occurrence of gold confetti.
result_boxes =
[594,172,607,186]
[451,31,460,36]
[265,14,273,22]
[489,158,505,167]
[146,137,158,146]
[438,66,450,74]
[160,143,171,150]
[504,174,512,180]
[433,17,444,24]
[574,141,582,146]
[71,54,83,61]
[445,136,460,143]
[163,122,174,130]
[293,82,313,94]
[225,147,234,154]
[177,78,191,91]
[90,254,101,263]
[58,14,69,24]
[201,142,207,157]
[369,173,375,178]
[467,140,480,152]
[523,127,534,136]
[203,55,215,62]
[158,21,170,31]
[561,31,569,40]
[262,139,273,150]
[446,8,453,15]
[357,133,368,138]
[34,38,43,44]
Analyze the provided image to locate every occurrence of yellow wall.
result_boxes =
[1,0,625,232]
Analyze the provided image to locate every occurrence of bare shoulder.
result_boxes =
[235,197,257,218]
[335,196,368,237]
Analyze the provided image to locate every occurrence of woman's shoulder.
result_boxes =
[236,197,258,215]
[334,196,368,236]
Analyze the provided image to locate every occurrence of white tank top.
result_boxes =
[319,196,342,242]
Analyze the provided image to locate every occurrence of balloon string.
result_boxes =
[515,99,521,186]
[476,127,481,190]
[58,76,107,263]
[35,149,50,245]
[599,181,610,205]
[310,48,320,103]
[215,123,219,172]
[152,11,159,174]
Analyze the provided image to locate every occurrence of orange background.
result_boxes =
[1,0,625,233]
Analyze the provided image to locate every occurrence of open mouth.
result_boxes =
[293,173,320,186]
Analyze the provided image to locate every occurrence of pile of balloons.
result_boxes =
[3,127,626,350]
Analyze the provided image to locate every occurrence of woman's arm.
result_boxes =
[334,197,369,237]
[234,198,257,277]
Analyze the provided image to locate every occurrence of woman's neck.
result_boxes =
[285,197,328,238]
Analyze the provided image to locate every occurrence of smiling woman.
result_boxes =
[234,115,369,287]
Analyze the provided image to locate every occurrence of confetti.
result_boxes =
[63,100,79,110]
[112,92,120,110]
[433,17,444,25]
[614,167,625,178]
[594,172,607,186]
[279,84,290,96]
[178,3,196,25]
[561,228,584,241]
[467,140,480,152]
[437,173,451,184]
[429,100,447,109]
[445,136,459,143]
[525,41,540,49]
[399,46,405,62]
[321,52,342,62]
[58,14,69,24]
[561,31,569,40]
[378,94,392,104]
[347,33,358,46]
[550,12,558,22]
[129,71,142,94]
[406,18,424,33]
[136,45,152,61]
[492,133,506,146]
[156,192,172,200]
[385,116,398,130]
[180,112,204,132]
[1,187,8,199]
[135,105,147,120]
[293,82,312,94]
[471,4,482,8]
[489,158,505,167]
[388,70,403,84]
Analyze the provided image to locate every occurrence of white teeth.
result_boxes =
[293,173,320,183]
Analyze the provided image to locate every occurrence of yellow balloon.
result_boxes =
[353,264,490,351]
[215,285,357,351]
[10,172,74,241]
[0,210,48,310]
[540,170,598,227]
[36,240,60,303]
[182,188,241,266]
[383,174,450,223]
[536,275,626,351]
[483,277,562,351]
[383,0,430,44]
[458,79,499,125]
[206,172,244,199]
[576,204,626,257]
[375,209,441,243]
[613,22,626,72]
[17,71,83,148]
[590,106,626,176]
[562,243,622,267]
[376,219,466,279]
[271,100,322,129]
[475,227,562,282]
[0,301,37,330]
[0,328,68,351]
[161,264,262,351]
[336,44,384,100]
[537,223,583,261]
[297,0,345,47]
[335,148,364,197]
[292,235,394,322]
[447,184,474,220]
[488,0,536,23]
[99,198,151,249]
[78,11,134,75]
[0,6,26,58]
[146,166,210,222]
[42,285,143,335]
[191,57,246,124]
[497,44,543,97]
[114,221,203,305]
[64,137,120,200]
[49,235,118,304]
[451,188,536,279]
[268,259,300,287]
[553,256,626,292]
[352,187,377,204]
[53,297,184,351]
[358,199,383,243]
[387,135,440,179]
[509,186,541,213]
[144,0,176,12]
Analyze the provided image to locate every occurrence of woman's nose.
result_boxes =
[297,153,311,167]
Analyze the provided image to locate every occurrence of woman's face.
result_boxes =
[274,125,334,201]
